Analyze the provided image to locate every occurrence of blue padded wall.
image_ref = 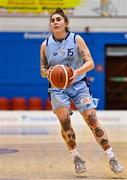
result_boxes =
[0,32,127,109]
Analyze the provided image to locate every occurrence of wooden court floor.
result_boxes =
[0,123,127,180]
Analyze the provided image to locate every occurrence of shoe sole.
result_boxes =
[112,168,124,174]
[75,168,86,174]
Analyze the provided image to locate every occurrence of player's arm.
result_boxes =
[40,41,49,78]
[76,35,94,75]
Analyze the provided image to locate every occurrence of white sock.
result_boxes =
[105,147,115,160]
[70,148,80,160]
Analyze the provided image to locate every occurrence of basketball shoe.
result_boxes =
[109,156,124,174]
[73,156,86,174]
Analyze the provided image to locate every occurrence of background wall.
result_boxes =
[0,16,126,32]
[0,0,127,32]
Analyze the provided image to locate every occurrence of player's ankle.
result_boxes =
[105,147,115,160]
[70,148,80,160]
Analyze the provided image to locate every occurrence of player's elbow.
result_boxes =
[90,61,94,70]
[40,70,47,78]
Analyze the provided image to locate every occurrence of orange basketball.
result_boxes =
[49,65,73,89]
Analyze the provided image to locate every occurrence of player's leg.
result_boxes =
[49,88,86,173]
[82,109,110,150]
[71,79,124,174]
[81,108,124,174]
[55,106,86,174]
[55,106,76,151]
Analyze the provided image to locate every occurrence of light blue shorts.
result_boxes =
[48,79,99,114]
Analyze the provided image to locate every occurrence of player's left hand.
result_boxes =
[68,69,78,86]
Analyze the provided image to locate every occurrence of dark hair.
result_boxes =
[50,8,69,32]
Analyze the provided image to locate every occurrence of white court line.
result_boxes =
[0,111,127,126]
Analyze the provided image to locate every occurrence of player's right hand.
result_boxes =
[68,69,78,86]
[47,66,53,81]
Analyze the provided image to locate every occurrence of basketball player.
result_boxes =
[40,8,124,174]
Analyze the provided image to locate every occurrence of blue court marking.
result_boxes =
[0,148,18,154]
[0,127,49,135]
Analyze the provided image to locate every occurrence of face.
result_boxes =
[101,0,109,3]
[50,14,68,33]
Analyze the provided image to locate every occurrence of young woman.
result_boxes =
[40,8,123,174]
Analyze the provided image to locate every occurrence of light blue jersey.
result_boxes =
[45,32,98,113]
[45,32,85,82]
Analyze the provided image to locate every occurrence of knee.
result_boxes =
[86,112,104,137]
[57,112,71,131]
[86,112,97,127]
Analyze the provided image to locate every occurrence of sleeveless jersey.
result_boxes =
[45,32,86,82]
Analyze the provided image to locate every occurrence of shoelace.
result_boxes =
[110,157,118,166]
[74,157,85,165]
